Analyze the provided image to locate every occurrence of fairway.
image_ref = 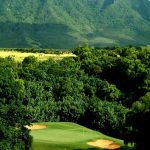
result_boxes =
[0,51,76,61]
[30,122,130,150]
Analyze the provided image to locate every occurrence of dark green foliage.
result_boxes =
[83,99,128,138]
[58,95,86,122]
[125,92,150,149]
[24,80,58,122]
[0,58,32,150]
[0,46,150,149]
[96,80,121,101]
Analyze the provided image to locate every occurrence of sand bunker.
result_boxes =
[25,125,47,130]
[87,139,120,149]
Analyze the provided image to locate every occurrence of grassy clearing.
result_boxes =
[31,122,133,150]
[0,51,76,61]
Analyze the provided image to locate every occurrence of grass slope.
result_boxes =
[31,122,132,150]
[0,51,75,61]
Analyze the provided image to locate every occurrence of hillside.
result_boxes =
[0,0,150,48]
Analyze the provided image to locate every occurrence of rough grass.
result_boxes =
[31,122,133,150]
[0,51,76,61]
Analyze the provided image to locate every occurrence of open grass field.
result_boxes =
[0,51,76,61]
[30,122,133,150]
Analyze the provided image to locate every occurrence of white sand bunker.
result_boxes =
[87,139,120,149]
[25,125,47,130]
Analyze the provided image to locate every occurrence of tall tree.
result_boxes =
[125,92,150,149]
[0,59,32,150]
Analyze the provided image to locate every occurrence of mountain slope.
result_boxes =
[0,0,149,48]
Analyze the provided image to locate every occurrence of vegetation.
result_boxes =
[0,45,150,149]
[125,92,150,149]
[0,59,32,150]
[0,0,150,48]
[0,50,75,61]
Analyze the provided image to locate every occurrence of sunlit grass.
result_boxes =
[0,51,76,61]
[31,122,133,150]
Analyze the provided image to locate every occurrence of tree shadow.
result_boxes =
[74,145,134,150]
[74,148,100,150]
[120,145,134,150]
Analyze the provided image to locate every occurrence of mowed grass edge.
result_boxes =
[30,122,132,150]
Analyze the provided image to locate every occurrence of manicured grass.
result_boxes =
[31,122,132,150]
[0,51,75,61]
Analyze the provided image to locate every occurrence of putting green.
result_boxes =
[30,122,128,150]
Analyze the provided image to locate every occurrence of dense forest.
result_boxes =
[0,46,150,150]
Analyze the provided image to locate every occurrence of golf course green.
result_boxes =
[30,122,132,150]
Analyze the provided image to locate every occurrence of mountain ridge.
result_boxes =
[0,0,150,48]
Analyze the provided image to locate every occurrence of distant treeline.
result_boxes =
[0,48,70,54]
[0,45,144,54]
[0,45,150,150]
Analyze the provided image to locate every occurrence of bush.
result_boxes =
[58,95,86,122]
[83,99,128,138]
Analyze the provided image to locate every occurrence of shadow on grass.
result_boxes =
[120,145,134,150]
[74,145,134,150]
[74,148,101,150]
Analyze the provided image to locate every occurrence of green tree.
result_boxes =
[125,92,150,149]
[83,99,128,138]
[0,60,32,150]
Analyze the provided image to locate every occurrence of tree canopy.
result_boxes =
[0,46,150,149]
